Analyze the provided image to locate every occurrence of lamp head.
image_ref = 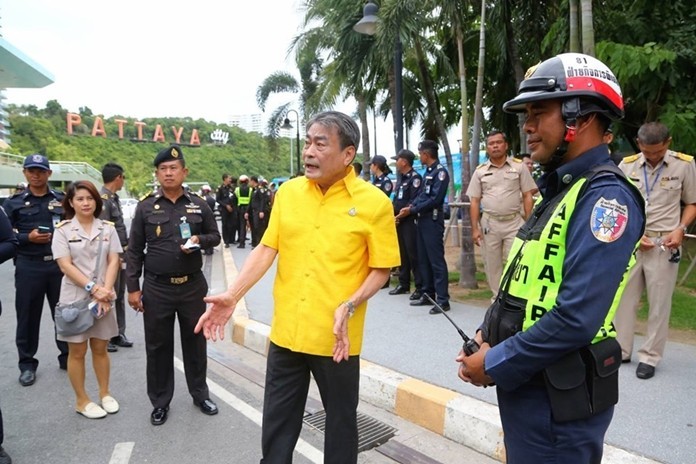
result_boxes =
[353,2,379,36]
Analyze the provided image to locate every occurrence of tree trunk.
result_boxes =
[456,28,477,289]
[357,93,371,174]
[569,0,580,53]
[580,0,595,56]
[503,5,527,153]
[470,0,487,176]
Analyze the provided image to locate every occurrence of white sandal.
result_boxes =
[101,395,120,414]
[76,402,107,419]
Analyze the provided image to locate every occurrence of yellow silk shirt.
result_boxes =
[261,167,400,356]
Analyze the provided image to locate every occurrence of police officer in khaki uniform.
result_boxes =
[126,145,221,425]
[466,130,537,296]
[99,162,133,352]
[615,122,696,379]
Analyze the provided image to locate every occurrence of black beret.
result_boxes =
[418,140,438,152]
[154,145,184,167]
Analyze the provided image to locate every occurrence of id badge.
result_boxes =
[398,188,404,200]
[179,222,192,239]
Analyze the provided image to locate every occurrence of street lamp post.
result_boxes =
[354,1,404,154]
[281,109,301,175]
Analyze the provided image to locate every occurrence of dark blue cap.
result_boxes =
[23,154,50,170]
[154,145,184,167]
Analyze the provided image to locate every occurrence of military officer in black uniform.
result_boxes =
[216,174,237,247]
[396,140,450,314]
[126,145,221,426]
[389,149,423,299]
[370,155,394,197]
[248,176,272,248]
[99,162,133,352]
[4,154,69,386]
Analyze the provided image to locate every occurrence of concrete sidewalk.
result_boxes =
[214,245,695,464]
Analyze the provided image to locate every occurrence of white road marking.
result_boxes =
[174,356,323,463]
[109,442,135,464]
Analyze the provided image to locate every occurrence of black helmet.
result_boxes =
[503,53,623,121]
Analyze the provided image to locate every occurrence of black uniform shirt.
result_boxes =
[3,188,64,257]
[250,187,272,215]
[126,189,221,292]
[216,184,236,210]
[410,163,449,215]
[99,185,128,248]
[393,169,423,213]
[372,173,394,197]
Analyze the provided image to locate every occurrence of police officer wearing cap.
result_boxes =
[370,155,394,197]
[389,149,423,299]
[396,140,450,314]
[457,53,646,463]
[216,174,237,247]
[248,176,272,248]
[99,162,133,351]
[4,154,69,386]
[126,145,221,426]
[200,184,216,255]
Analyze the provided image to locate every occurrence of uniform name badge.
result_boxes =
[179,216,192,239]
[398,188,404,200]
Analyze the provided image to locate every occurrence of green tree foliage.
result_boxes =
[6,102,292,196]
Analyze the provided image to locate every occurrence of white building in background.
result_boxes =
[229,113,264,134]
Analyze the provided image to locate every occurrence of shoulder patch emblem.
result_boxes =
[676,152,694,162]
[622,154,640,164]
[590,197,628,243]
[385,181,392,192]
[101,193,109,200]
[438,170,446,181]
[412,177,421,188]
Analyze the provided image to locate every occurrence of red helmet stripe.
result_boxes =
[566,76,623,112]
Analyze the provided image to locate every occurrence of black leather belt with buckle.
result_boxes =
[146,271,201,285]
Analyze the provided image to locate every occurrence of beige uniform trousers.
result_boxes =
[480,214,524,296]
[614,241,679,366]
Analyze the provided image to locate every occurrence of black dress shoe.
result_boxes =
[429,303,450,315]
[0,446,12,464]
[107,342,118,353]
[388,285,410,295]
[409,295,433,306]
[237,244,245,249]
[19,370,36,386]
[636,362,655,380]
[151,406,169,425]
[112,334,133,348]
[195,398,218,415]
[409,291,423,301]
[621,357,631,364]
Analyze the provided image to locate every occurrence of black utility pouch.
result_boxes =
[543,350,592,422]
[580,338,621,415]
[485,294,526,347]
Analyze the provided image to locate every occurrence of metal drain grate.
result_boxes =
[303,410,397,452]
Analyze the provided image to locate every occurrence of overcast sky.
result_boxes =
[2,0,305,122]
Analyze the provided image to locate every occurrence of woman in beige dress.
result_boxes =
[52,180,122,419]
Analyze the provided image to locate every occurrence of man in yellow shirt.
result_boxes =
[196,111,400,463]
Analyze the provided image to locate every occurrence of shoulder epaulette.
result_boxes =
[622,154,640,164]
[102,220,115,226]
[101,193,109,200]
[676,152,694,162]
[511,157,522,163]
[55,220,70,228]
[475,163,486,170]
[139,192,153,201]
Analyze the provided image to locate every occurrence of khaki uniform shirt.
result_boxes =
[466,157,537,216]
[618,150,696,231]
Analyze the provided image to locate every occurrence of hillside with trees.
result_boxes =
[6,100,293,196]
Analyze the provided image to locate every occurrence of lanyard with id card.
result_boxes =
[179,216,192,239]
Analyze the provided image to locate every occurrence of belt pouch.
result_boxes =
[543,350,591,422]
[580,338,621,415]
[484,294,526,347]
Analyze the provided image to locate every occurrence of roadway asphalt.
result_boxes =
[230,244,696,464]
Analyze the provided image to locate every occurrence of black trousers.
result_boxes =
[237,205,249,245]
[250,213,269,247]
[261,342,359,464]
[113,266,127,337]
[142,273,209,408]
[14,257,68,372]
[416,216,449,305]
[220,209,236,245]
[397,218,422,290]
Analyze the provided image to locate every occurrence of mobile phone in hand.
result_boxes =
[89,300,101,318]
[38,226,51,233]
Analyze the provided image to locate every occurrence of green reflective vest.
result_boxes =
[502,172,637,345]
[235,186,252,206]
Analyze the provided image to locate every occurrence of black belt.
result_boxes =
[146,271,202,285]
[18,254,54,262]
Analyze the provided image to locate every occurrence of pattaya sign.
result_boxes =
[66,113,201,145]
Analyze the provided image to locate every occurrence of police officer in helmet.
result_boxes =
[457,53,646,463]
